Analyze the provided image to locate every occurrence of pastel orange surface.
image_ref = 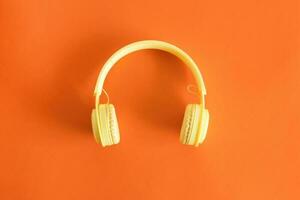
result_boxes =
[0,1,299,199]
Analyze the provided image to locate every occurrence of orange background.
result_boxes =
[0,0,299,199]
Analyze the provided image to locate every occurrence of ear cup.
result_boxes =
[180,104,201,145]
[180,104,209,146]
[195,108,209,146]
[91,104,120,147]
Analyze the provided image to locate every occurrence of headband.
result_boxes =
[94,40,207,108]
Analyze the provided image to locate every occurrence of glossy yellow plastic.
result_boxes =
[92,40,209,147]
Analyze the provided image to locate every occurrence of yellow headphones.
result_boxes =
[91,40,209,147]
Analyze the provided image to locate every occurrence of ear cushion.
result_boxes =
[180,104,200,145]
[91,104,120,147]
[180,104,209,146]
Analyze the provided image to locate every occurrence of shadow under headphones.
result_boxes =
[91,40,209,147]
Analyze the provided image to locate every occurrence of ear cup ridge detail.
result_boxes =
[186,105,195,144]
[180,104,202,146]
[91,104,120,147]
[108,104,120,144]
[180,105,192,144]
[189,105,200,145]
[105,105,113,144]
